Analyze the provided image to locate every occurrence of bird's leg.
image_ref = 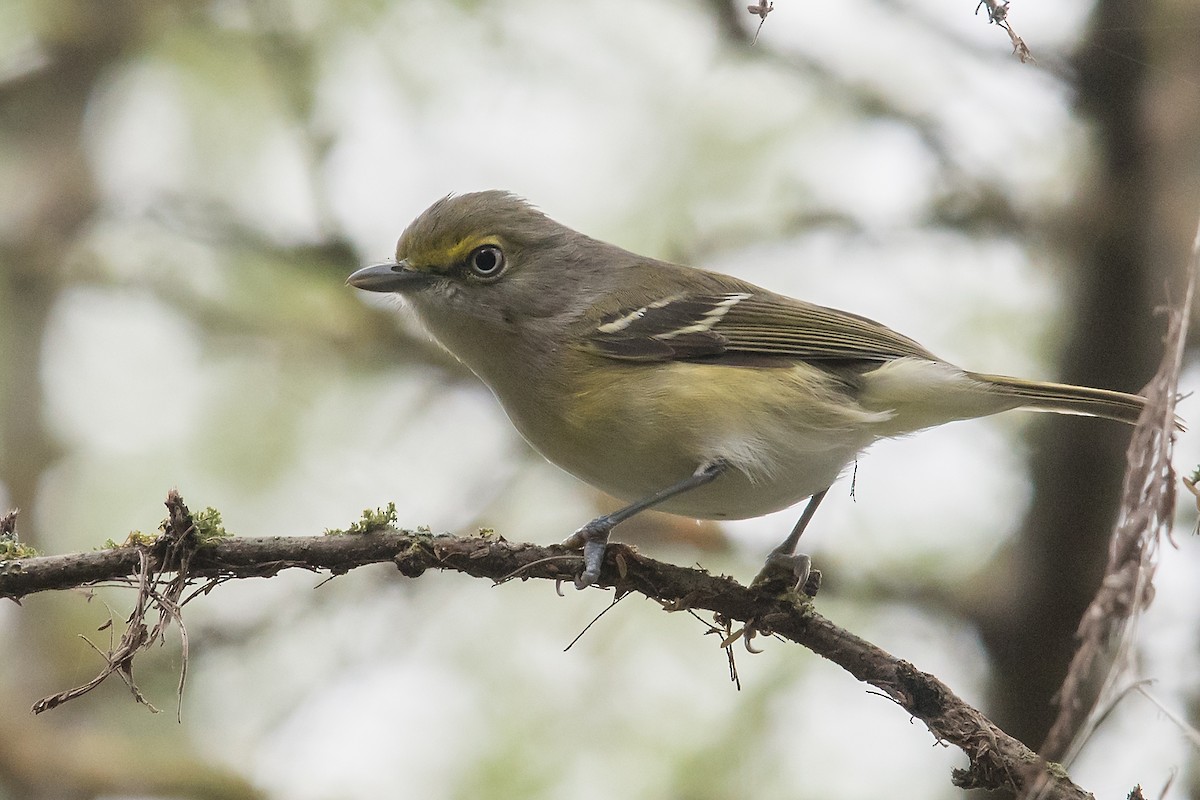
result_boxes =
[563,460,728,589]
[751,488,829,594]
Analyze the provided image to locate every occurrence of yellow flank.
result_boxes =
[545,356,887,517]
[568,359,879,445]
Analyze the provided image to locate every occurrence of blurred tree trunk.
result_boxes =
[0,4,131,798]
[0,0,119,536]
[0,5,259,800]
[978,0,1200,757]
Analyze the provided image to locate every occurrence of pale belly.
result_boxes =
[494,360,886,520]
[573,437,866,520]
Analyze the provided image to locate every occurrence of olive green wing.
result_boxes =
[584,291,939,364]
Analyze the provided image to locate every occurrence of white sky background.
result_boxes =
[7,0,1200,797]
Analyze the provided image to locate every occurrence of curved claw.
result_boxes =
[750,552,813,595]
[563,515,615,589]
[576,537,609,588]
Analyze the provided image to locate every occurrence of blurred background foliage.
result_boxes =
[1,0,1199,797]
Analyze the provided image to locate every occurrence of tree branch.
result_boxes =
[1038,220,1195,768]
[2,514,1090,799]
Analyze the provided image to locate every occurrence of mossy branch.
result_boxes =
[3,497,1088,800]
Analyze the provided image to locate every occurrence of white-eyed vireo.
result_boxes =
[348,191,1146,589]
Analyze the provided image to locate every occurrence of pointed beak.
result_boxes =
[346,260,434,293]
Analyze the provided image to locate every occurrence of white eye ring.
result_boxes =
[467,245,505,280]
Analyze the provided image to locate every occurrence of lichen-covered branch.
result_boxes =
[2,501,1090,799]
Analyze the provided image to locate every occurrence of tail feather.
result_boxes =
[968,372,1147,425]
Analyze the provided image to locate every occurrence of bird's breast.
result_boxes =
[491,356,886,519]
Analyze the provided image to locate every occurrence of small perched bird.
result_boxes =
[349,191,1146,589]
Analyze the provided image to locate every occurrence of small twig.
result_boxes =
[747,0,774,45]
[1034,215,1196,784]
[30,491,202,716]
[564,591,628,652]
[975,0,1033,63]
[32,549,159,713]
[496,553,581,585]
[689,609,742,689]
[1133,684,1200,753]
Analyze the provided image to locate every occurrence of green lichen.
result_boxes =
[326,502,398,535]
[101,531,159,549]
[0,538,38,560]
[191,507,230,544]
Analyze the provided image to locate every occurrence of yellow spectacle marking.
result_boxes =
[406,236,502,271]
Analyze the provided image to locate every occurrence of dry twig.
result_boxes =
[747,0,774,45]
[29,491,201,717]
[1034,219,1197,787]
[976,0,1033,63]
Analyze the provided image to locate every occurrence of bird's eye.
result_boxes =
[467,245,506,280]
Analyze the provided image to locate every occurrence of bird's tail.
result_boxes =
[967,372,1149,426]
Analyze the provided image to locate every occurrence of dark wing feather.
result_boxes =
[585,292,938,364]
